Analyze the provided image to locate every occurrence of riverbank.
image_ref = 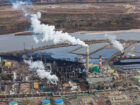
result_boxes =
[2,28,140,36]
[75,28,140,35]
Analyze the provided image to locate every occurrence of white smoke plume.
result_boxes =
[105,34,124,53]
[127,52,135,57]
[24,60,58,84]
[30,12,88,47]
[13,72,17,81]
[10,0,32,15]
[33,36,39,43]
[10,1,88,47]
[10,0,32,8]
[12,1,26,9]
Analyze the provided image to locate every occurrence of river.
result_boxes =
[0,31,140,53]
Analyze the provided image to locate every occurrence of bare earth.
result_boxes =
[1,2,140,34]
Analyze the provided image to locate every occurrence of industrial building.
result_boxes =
[108,91,133,105]
[0,40,139,105]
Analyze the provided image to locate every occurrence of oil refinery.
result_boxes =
[0,39,140,105]
[0,0,140,105]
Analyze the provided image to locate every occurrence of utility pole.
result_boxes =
[86,47,89,77]
[24,42,25,51]
[40,52,42,61]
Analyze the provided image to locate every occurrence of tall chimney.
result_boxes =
[40,52,42,61]
[99,55,102,70]
[86,47,89,77]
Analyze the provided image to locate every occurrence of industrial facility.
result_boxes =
[0,0,140,104]
[0,39,139,105]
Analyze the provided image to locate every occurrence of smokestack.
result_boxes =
[86,47,89,77]
[40,52,42,61]
[99,55,102,70]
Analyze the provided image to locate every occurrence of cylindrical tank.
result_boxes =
[42,99,50,105]
[55,99,64,105]
[9,101,18,105]
[34,82,39,89]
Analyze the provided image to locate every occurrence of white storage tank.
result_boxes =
[55,99,64,105]
[42,99,51,105]
[9,101,18,105]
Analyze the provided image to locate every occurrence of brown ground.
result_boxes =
[1,2,140,34]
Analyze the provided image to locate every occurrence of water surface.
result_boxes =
[0,31,140,52]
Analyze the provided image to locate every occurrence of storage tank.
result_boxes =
[55,99,64,105]
[41,99,50,105]
[34,82,39,89]
[9,101,18,105]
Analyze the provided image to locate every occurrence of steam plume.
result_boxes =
[24,60,58,84]
[105,34,124,53]
[127,52,135,57]
[9,0,31,12]
[12,1,27,9]
[9,0,88,47]
[13,72,17,81]
[30,12,88,47]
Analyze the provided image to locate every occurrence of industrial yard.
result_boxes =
[0,37,140,105]
[0,0,140,105]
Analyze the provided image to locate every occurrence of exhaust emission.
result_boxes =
[105,34,124,53]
